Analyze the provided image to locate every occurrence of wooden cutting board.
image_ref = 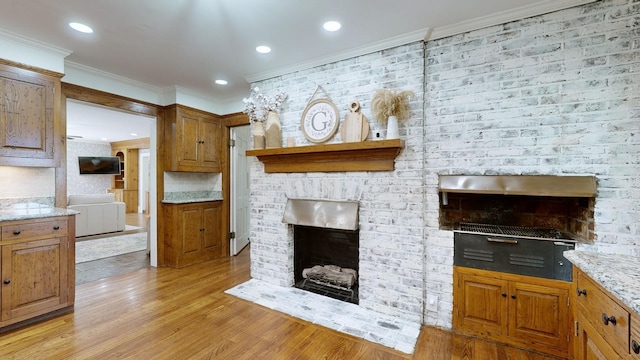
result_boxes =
[341,101,369,142]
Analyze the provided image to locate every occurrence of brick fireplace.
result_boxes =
[248,0,639,330]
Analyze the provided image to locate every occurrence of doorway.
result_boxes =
[63,89,159,278]
[230,125,250,256]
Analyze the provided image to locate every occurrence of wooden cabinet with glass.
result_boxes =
[0,62,62,167]
[0,216,75,329]
[165,105,222,173]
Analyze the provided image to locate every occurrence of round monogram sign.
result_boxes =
[301,98,339,143]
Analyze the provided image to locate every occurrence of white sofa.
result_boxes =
[67,194,126,237]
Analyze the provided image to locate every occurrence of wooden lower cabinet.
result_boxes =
[453,266,570,358]
[0,216,75,329]
[163,201,223,268]
[573,267,639,359]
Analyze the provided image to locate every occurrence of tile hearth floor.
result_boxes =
[225,278,421,354]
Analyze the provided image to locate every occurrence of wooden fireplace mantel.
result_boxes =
[246,139,404,173]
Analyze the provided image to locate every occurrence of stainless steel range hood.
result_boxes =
[282,198,359,231]
[439,175,597,197]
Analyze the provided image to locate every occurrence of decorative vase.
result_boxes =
[265,111,282,148]
[253,121,265,149]
[386,115,399,139]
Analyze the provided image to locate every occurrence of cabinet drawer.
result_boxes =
[1,219,68,242]
[632,314,640,358]
[576,271,630,353]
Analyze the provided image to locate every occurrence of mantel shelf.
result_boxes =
[246,139,404,173]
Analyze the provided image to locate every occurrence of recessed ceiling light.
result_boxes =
[256,45,271,54]
[323,21,341,32]
[215,79,228,85]
[69,22,94,34]
[130,133,138,137]
[100,137,108,141]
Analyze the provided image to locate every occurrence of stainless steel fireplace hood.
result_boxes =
[282,199,359,231]
[439,175,597,197]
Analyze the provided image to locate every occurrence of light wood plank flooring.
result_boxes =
[1,246,564,359]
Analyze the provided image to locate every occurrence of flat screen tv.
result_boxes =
[78,156,121,175]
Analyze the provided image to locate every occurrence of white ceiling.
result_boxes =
[0,0,593,142]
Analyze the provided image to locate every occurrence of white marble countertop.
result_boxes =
[0,203,79,222]
[564,250,640,316]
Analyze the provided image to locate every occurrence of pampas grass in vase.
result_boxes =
[371,89,414,139]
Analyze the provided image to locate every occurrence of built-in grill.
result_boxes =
[454,222,575,281]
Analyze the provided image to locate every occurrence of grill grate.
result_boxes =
[459,222,566,240]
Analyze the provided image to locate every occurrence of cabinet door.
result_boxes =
[176,112,201,169]
[1,237,68,322]
[509,280,570,355]
[202,202,222,258]
[0,65,57,166]
[576,311,622,360]
[199,117,221,172]
[178,205,204,266]
[453,269,508,338]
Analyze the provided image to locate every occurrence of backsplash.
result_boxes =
[163,171,221,192]
[0,167,55,202]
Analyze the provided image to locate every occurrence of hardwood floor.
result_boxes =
[1,246,564,359]
[75,212,150,285]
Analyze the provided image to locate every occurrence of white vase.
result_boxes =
[386,115,399,139]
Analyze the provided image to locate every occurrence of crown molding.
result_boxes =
[246,0,597,84]
[64,60,164,101]
[245,28,430,83]
[428,0,598,40]
[0,27,71,73]
[0,28,71,57]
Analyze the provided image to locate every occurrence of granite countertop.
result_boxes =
[0,203,79,222]
[564,250,640,316]
[162,190,223,204]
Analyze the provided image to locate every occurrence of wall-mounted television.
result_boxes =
[78,156,121,175]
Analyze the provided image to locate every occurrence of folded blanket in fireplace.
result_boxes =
[302,265,357,289]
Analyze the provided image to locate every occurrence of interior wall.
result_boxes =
[66,140,112,195]
[423,0,639,327]
[248,0,638,328]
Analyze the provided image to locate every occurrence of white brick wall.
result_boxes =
[249,0,639,328]
[249,42,426,323]
[424,0,640,327]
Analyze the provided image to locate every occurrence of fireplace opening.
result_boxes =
[293,225,359,304]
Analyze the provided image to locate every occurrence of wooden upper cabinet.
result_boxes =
[0,62,61,167]
[166,105,221,172]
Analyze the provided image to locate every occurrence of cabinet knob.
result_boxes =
[632,340,640,354]
[13,230,20,235]
[511,294,516,299]
[576,288,587,296]
[3,279,10,284]
[53,226,60,230]
[501,292,507,297]
[602,313,616,326]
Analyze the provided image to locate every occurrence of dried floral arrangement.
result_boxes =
[242,87,288,122]
[370,89,415,122]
